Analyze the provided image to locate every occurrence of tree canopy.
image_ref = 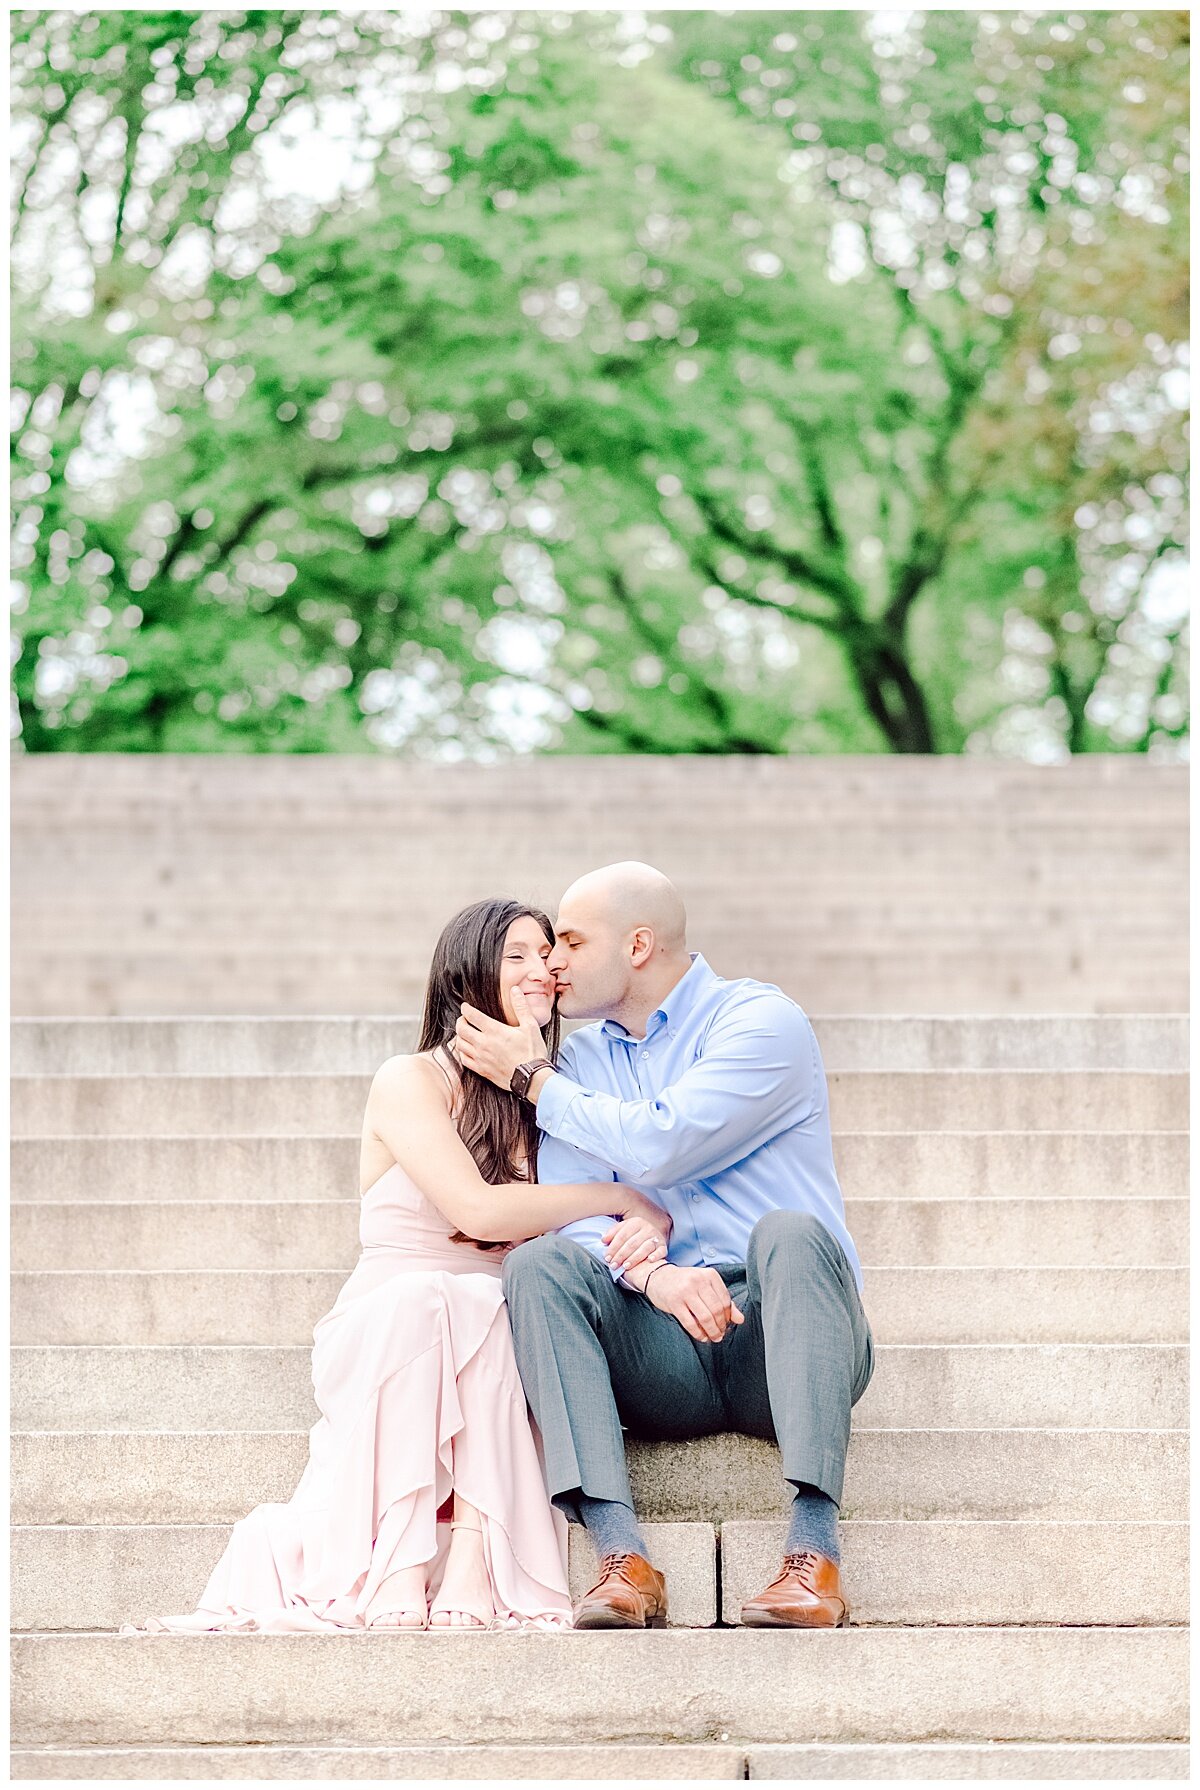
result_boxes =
[11,9,1189,757]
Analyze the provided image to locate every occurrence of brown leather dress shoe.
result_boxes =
[573,1552,669,1630]
[739,1549,850,1628]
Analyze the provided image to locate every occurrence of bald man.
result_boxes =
[454,862,874,1632]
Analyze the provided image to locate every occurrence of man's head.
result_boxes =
[548,861,692,1031]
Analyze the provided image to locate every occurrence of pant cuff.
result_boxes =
[781,1451,846,1509]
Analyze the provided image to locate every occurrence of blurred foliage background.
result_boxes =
[10,8,1189,759]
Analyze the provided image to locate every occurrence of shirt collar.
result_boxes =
[600,952,716,1045]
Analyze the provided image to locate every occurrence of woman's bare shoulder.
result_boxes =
[369,1051,455,1108]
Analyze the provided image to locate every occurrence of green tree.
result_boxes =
[10,9,1188,757]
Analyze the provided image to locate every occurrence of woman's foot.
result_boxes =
[366,1562,429,1629]
[430,1520,494,1629]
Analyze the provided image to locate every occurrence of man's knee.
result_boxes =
[502,1232,598,1301]
[749,1208,836,1269]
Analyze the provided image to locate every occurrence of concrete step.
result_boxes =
[744,1745,1191,1781]
[12,1344,1188,1432]
[16,819,1186,849]
[7,1741,1190,1780]
[13,1130,1186,1201]
[18,891,1190,921]
[15,808,1186,837]
[15,1428,1185,1527]
[15,797,1184,829]
[17,916,1188,956]
[19,803,1186,834]
[15,746,1183,780]
[717,1519,1188,1626]
[11,1629,1189,1747]
[12,1267,1188,1346]
[723,1517,1196,1632]
[16,833,1185,863]
[17,792,1186,822]
[11,1197,1187,1272]
[16,894,1183,939]
[17,839,1184,870]
[18,979,1183,1022]
[16,964,1183,1019]
[6,1743,743,1781]
[10,1014,1191,1075]
[12,1070,1188,1137]
[11,1522,717,1633]
[10,1519,1187,1632]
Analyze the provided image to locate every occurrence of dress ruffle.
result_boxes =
[121,1167,573,1635]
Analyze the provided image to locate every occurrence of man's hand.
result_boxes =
[639,1264,746,1344]
[455,986,546,1090]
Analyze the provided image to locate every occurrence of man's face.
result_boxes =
[547,897,632,1020]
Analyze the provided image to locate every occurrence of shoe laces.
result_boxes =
[597,1551,638,1576]
[781,1549,820,1591]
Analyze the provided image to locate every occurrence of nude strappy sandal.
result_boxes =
[366,1567,430,1630]
[429,1519,495,1630]
[367,1603,429,1630]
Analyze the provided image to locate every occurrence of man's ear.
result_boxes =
[629,926,656,968]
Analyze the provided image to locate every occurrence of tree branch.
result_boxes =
[605,566,776,753]
[571,703,679,754]
[689,489,860,610]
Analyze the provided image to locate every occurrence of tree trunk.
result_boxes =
[849,633,937,754]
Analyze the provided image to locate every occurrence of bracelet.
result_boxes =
[641,1260,672,1296]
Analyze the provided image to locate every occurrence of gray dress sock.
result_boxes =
[786,1482,841,1564]
[577,1493,648,1561]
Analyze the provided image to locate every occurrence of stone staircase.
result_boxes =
[11,1010,1189,1778]
[10,754,1190,1778]
[11,755,1188,1015]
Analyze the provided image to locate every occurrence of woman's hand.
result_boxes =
[604,1187,672,1273]
[602,1214,668,1274]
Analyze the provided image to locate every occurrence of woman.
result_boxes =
[121,898,670,1634]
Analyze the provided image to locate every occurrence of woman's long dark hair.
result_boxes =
[417,897,561,1245]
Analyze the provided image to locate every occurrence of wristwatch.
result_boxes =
[510,1057,555,1100]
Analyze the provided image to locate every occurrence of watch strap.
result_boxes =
[510,1057,555,1098]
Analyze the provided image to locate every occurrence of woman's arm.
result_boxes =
[366,1055,665,1243]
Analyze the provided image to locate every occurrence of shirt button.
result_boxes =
[690,1192,699,1202]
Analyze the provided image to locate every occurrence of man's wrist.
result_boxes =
[526,1064,555,1105]
[510,1058,554,1100]
[625,1258,672,1296]
[639,1260,674,1300]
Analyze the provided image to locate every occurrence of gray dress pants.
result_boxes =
[502,1208,875,1516]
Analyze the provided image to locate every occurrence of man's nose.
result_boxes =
[546,945,567,972]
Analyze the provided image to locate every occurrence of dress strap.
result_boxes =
[430,1043,463,1115]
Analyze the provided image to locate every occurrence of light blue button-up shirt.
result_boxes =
[535,953,863,1293]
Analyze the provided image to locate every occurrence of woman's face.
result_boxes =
[498,915,556,1030]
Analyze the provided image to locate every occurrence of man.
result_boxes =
[454,861,874,1630]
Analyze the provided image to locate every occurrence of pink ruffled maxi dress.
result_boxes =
[122,1159,573,1633]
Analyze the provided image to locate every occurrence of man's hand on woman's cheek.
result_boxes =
[455,987,546,1089]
